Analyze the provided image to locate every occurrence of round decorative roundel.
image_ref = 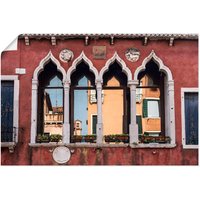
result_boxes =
[125,48,140,62]
[52,146,71,164]
[59,49,74,62]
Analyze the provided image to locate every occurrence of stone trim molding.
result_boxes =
[31,51,66,144]
[181,88,199,149]
[1,75,19,149]
[33,51,67,83]
[28,143,176,149]
[66,51,98,83]
[30,49,176,146]
[134,50,173,81]
[99,51,132,82]
[20,34,198,40]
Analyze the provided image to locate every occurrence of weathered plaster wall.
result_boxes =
[1,37,198,165]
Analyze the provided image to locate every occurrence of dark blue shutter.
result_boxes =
[1,81,14,142]
[184,92,198,145]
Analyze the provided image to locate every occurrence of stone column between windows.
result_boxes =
[63,82,70,144]
[128,80,139,144]
[30,80,38,143]
[168,80,175,144]
[96,80,103,144]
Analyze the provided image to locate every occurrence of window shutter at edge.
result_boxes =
[143,99,148,118]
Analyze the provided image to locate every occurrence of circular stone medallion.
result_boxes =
[125,48,140,62]
[59,49,74,62]
[52,146,71,164]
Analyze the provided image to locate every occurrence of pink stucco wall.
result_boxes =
[1,36,198,165]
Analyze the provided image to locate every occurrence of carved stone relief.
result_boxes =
[59,49,74,62]
[125,48,140,62]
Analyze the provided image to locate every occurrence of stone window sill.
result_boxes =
[29,143,129,148]
[29,142,176,148]
[130,143,176,148]
[1,142,16,153]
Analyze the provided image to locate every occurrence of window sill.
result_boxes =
[1,142,16,153]
[29,142,176,148]
[130,143,176,148]
[29,143,129,148]
[182,145,198,149]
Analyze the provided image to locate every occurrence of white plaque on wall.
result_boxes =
[52,146,71,164]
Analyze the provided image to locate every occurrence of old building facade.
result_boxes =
[1,34,198,165]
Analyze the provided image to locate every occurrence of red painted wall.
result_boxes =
[1,37,198,165]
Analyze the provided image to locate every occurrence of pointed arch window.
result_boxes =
[37,61,64,142]
[136,59,169,144]
[102,61,130,143]
[70,61,97,143]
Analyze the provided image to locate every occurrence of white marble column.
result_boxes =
[30,80,38,143]
[128,80,139,144]
[63,81,70,144]
[168,80,176,144]
[96,80,103,144]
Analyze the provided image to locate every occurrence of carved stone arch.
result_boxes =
[33,51,67,82]
[66,51,98,83]
[133,50,176,145]
[99,52,132,83]
[134,50,173,81]
[31,51,67,144]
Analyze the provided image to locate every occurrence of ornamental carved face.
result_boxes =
[125,48,140,62]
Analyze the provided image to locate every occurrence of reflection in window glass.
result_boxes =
[102,89,124,135]
[77,76,92,87]
[106,76,121,87]
[1,81,14,142]
[73,89,97,136]
[46,75,63,87]
[184,92,198,145]
[136,75,161,137]
[147,100,159,117]
[43,88,63,135]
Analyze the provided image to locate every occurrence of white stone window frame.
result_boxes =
[30,50,176,148]
[66,51,99,142]
[133,50,176,146]
[30,51,67,144]
[99,52,138,144]
[181,88,199,149]
[1,75,19,147]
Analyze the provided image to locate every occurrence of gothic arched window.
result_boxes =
[102,61,130,143]
[37,61,63,142]
[70,61,97,143]
[136,59,167,143]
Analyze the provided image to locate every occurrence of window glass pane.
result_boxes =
[1,81,14,142]
[43,88,63,135]
[46,75,63,87]
[184,92,198,145]
[102,89,124,136]
[106,76,120,87]
[74,89,97,136]
[148,100,159,117]
[136,88,161,137]
[77,76,92,87]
